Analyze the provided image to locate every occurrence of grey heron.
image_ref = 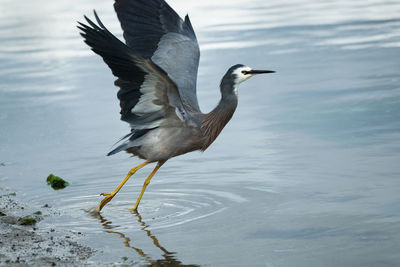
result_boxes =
[77,0,275,212]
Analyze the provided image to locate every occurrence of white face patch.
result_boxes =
[231,66,253,95]
[233,66,253,85]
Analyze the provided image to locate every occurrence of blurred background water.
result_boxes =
[1,0,400,266]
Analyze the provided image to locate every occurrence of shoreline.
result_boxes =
[0,189,94,266]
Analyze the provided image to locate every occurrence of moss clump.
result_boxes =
[46,174,69,190]
[18,217,37,225]
[34,211,42,215]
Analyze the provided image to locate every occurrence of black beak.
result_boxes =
[246,70,276,75]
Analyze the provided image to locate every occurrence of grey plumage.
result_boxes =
[114,0,201,113]
[78,0,274,162]
[78,9,198,160]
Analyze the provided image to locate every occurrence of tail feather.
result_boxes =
[107,128,153,156]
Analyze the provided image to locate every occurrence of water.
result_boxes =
[1,0,400,266]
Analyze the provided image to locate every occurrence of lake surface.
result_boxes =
[1,0,400,266]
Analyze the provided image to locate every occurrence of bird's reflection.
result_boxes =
[92,211,199,267]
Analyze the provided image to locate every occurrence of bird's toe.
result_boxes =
[98,193,115,211]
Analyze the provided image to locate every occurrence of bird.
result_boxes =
[77,0,275,212]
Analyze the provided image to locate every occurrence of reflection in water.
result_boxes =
[92,211,199,267]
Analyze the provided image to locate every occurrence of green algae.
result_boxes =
[18,217,37,225]
[46,174,69,190]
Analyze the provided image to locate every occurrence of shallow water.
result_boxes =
[1,0,400,266]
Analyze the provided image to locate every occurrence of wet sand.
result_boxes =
[0,187,149,266]
[0,188,95,266]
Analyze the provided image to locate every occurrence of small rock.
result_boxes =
[1,215,18,224]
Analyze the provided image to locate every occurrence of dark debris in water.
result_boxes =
[46,174,69,190]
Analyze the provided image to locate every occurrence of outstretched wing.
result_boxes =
[114,0,201,113]
[78,12,192,154]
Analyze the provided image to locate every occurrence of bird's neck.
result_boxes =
[201,82,238,151]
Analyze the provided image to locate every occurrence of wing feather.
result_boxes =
[114,0,201,113]
[78,12,192,154]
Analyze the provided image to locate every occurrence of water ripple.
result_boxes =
[29,184,248,233]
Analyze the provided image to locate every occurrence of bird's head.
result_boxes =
[220,64,275,96]
[230,64,275,85]
[221,64,275,95]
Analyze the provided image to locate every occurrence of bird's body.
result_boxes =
[127,122,203,161]
[78,0,274,212]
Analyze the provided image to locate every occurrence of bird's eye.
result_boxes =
[242,70,248,75]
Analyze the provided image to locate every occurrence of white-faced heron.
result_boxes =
[78,0,275,212]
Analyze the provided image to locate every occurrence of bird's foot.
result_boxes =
[129,197,141,211]
[98,192,115,211]
[129,205,138,212]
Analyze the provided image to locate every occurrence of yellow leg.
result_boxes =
[130,161,165,211]
[98,161,149,211]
